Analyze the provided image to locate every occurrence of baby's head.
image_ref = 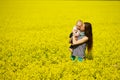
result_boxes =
[76,20,83,30]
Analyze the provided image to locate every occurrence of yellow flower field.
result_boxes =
[0,1,120,80]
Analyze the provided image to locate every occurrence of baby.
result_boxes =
[69,25,80,52]
[73,26,80,40]
[69,20,83,54]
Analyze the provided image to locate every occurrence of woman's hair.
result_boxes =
[84,22,93,53]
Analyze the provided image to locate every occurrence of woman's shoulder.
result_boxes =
[79,36,88,41]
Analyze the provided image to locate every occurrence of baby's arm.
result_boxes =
[69,37,72,44]
[69,32,73,44]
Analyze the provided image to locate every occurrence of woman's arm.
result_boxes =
[72,36,88,45]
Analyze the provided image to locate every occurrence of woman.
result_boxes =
[71,22,93,62]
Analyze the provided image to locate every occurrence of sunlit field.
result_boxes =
[0,1,120,80]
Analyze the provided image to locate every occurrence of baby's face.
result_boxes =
[76,26,80,30]
[76,22,83,30]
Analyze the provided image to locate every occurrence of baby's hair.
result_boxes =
[76,20,83,25]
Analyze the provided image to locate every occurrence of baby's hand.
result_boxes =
[73,29,77,34]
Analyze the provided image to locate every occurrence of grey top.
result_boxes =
[72,32,87,58]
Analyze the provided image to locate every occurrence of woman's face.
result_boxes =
[80,24,85,31]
